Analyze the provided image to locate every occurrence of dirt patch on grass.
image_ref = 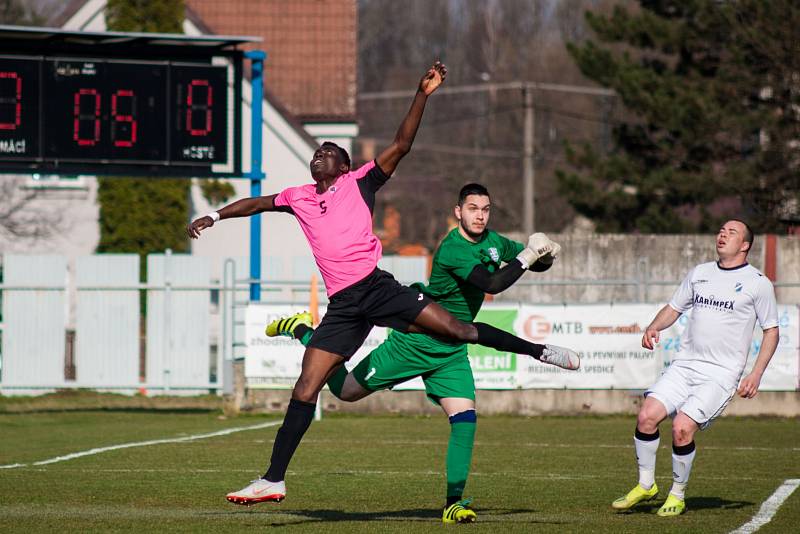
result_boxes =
[0,389,223,413]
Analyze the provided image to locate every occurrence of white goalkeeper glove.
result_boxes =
[537,240,561,265]
[517,232,553,269]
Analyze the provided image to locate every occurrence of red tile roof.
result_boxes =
[186,0,356,122]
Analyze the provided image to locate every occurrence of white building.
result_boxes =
[0,0,360,287]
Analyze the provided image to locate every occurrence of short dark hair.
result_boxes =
[458,183,490,206]
[321,141,351,169]
[731,218,754,252]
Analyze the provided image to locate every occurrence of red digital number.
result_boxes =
[111,89,137,147]
[0,71,22,130]
[186,79,213,136]
[73,88,101,146]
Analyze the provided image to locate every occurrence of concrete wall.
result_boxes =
[226,361,800,418]
[237,388,800,418]
[495,233,800,304]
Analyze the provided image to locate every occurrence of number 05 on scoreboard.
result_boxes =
[0,55,241,177]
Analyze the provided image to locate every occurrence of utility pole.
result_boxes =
[523,84,535,235]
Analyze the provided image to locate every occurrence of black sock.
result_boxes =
[635,427,660,441]
[263,398,316,482]
[474,322,544,358]
[446,495,462,507]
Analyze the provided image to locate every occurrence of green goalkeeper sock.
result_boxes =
[293,323,345,398]
[326,365,348,399]
[295,324,313,346]
[293,323,346,398]
[446,409,476,503]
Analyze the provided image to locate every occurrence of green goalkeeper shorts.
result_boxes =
[350,331,475,403]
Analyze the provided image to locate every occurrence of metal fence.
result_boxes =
[0,253,430,395]
[1,252,798,395]
[0,253,218,395]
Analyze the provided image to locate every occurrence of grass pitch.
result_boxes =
[1,403,798,533]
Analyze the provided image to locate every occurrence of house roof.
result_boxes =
[50,0,357,123]
[0,24,258,52]
[185,0,357,123]
[45,0,331,151]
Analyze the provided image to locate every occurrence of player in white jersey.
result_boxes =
[612,220,779,517]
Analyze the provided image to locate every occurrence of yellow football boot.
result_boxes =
[265,311,312,338]
[657,494,686,517]
[611,483,659,510]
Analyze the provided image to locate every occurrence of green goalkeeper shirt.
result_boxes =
[388,227,524,356]
[418,227,524,322]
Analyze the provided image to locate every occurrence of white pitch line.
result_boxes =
[297,439,799,453]
[729,479,800,534]
[0,421,280,469]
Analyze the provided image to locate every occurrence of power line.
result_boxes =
[361,81,617,233]
[361,102,624,131]
[359,81,616,100]
[366,139,521,159]
[365,138,570,163]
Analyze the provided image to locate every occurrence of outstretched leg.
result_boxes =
[408,302,579,370]
[268,314,372,401]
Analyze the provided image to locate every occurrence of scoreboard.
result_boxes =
[0,54,241,177]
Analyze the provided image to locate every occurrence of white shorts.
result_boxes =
[645,362,736,429]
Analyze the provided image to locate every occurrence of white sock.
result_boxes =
[634,429,660,490]
[670,441,696,500]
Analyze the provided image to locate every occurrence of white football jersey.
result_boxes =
[669,261,778,386]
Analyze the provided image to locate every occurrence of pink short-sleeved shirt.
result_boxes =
[274,160,390,296]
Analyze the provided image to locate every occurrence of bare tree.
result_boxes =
[358,0,627,248]
[0,0,44,25]
[0,178,63,241]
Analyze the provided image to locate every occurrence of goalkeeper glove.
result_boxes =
[517,232,553,268]
[537,240,561,264]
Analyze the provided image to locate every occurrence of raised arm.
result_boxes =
[187,194,281,239]
[467,234,558,295]
[376,61,447,176]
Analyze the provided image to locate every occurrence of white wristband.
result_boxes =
[516,248,538,269]
[206,211,220,223]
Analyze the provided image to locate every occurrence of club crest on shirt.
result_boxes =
[488,247,499,262]
[735,282,743,293]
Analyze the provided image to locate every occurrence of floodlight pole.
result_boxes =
[245,50,266,301]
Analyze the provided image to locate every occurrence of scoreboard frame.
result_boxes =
[0,26,249,178]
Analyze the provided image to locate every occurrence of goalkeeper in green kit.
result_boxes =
[267,183,578,523]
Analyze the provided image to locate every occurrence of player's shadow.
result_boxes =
[206,506,563,525]
[685,496,752,511]
[620,496,752,514]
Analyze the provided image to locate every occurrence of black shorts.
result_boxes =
[307,268,433,359]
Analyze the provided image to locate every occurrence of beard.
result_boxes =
[460,219,485,240]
